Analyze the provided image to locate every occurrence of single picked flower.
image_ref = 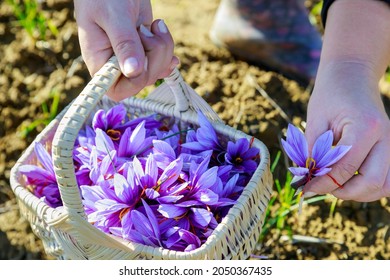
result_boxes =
[281,124,351,189]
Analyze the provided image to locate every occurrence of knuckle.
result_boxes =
[151,40,167,52]
[364,174,385,192]
[383,180,390,198]
[114,37,139,54]
[132,75,149,91]
[361,113,387,135]
[334,162,358,182]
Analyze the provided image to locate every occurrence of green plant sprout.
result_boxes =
[18,89,60,138]
[6,0,58,41]
[385,67,390,83]
[309,0,324,33]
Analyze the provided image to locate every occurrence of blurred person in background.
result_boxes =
[73,0,390,202]
[209,0,322,84]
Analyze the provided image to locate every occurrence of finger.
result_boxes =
[107,19,177,101]
[107,56,179,102]
[305,114,330,152]
[97,4,152,78]
[105,19,145,78]
[141,20,175,81]
[332,140,390,201]
[75,20,113,76]
[158,56,181,78]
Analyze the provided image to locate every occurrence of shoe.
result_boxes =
[209,0,322,84]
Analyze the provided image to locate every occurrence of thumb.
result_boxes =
[104,20,146,78]
[304,116,330,152]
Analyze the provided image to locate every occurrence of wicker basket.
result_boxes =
[10,56,273,260]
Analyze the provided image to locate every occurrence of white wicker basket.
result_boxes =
[10,56,273,260]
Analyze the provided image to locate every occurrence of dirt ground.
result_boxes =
[1,0,389,260]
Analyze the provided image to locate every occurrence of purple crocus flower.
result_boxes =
[156,155,219,232]
[117,121,156,159]
[74,128,119,187]
[121,200,163,247]
[181,111,224,153]
[281,124,351,189]
[18,142,61,208]
[92,104,161,142]
[92,104,128,141]
[154,123,181,153]
[80,167,142,233]
[225,138,259,173]
[131,154,184,202]
[163,227,202,252]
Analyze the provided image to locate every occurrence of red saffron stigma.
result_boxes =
[326,174,343,189]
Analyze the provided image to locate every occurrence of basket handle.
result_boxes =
[52,56,121,216]
[52,56,220,216]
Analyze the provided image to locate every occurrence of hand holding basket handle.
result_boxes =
[74,0,179,101]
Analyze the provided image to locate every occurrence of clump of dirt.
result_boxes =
[1,0,389,260]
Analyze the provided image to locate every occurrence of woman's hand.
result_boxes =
[304,61,390,202]
[74,0,178,101]
[302,0,390,202]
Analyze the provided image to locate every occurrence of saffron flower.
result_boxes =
[18,142,61,208]
[181,111,224,153]
[92,104,161,142]
[122,199,163,247]
[281,124,351,189]
[225,138,259,173]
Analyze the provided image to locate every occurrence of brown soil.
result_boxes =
[1,0,389,260]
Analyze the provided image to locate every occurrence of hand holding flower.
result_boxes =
[303,61,390,202]
[299,0,390,202]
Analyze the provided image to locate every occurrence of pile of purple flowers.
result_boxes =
[19,104,260,252]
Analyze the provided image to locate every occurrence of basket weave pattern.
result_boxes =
[10,56,273,260]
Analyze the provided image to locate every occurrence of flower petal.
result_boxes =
[19,165,55,184]
[313,167,332,177]
[106,104,126,127]
[159,158,183,191]
[141,199,160,239]
[158,204,187,218]
[316,145,352,168]
[95,128,115,154]
[190,208,212,228]
[312,130,333,163]
[34,142,54,174]
[281,139,306,167]
[288,167,309,176]
[92,109,106,130]
[283,124,308,166]
[113,173,137,203]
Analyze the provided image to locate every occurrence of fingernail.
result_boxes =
[303,191,317,198]
[144,57,148,71]
[140,24,154,37]
[123,57,139,77]
[169,57,180,70]
[157,20,168,33]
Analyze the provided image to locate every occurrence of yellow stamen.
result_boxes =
[305,157,316,169]
[119,207,130,221]
[174,211,188,221]
[107,129,121,141]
